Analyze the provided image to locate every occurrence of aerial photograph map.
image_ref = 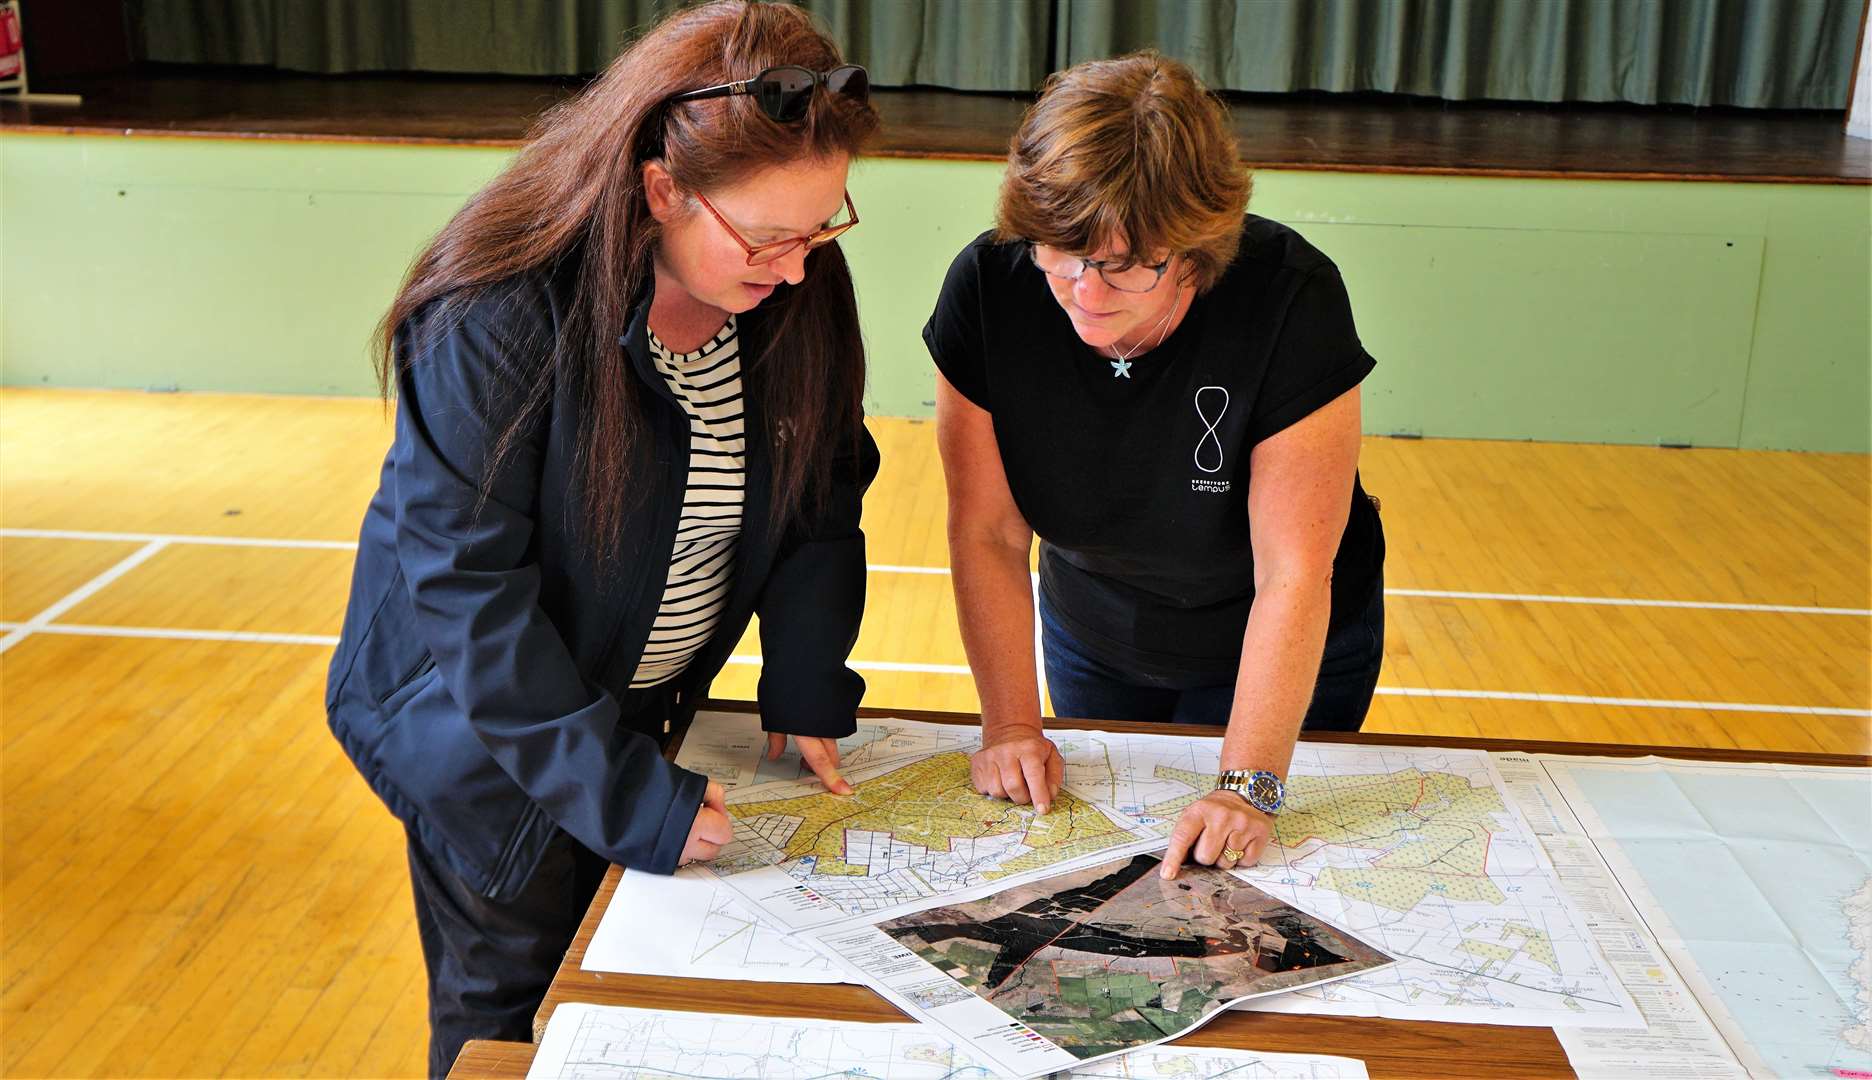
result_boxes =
[876,853,1394,1062]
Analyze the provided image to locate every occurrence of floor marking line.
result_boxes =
[1,527,357,551]
[8,619,1863,717]
[724,654,973,676]
[6,527,1864,617]
[17,622,342,647]
[0,540,171,654]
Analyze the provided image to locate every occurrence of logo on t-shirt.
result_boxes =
[1191,385,1231,494]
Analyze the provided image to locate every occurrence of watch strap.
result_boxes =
[1216,768,1285,814]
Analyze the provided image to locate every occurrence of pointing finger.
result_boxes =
[1162,814,1203,879]
[798,738,853,795]
[1020,754,1053,815]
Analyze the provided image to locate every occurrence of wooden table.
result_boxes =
[448,1040,535,1079]
[498,702,1868,1079]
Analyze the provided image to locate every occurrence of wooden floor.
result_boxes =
[2,387,1867,1078]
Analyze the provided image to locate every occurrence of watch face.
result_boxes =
[1249,771,1283,811]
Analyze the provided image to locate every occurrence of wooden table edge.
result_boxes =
[448,1039,536,1079]
[7,121,1870,184]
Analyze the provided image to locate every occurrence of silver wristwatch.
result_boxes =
[1216,769,1285,814]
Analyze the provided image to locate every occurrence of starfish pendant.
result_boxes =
[1110,358,1132,378]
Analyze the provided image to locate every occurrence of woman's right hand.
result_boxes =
[969,726,1063,813]
[679,780,734,866]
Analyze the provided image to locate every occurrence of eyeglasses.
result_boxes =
[669,64,869,123]
[695,189,860,265]
[1028,244,1171,294]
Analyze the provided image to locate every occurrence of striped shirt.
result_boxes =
[629,317,745,689]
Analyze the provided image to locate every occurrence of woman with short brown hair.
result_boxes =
[927,54,1386,884]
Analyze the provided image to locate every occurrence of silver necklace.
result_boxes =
[1105,289,1182,379]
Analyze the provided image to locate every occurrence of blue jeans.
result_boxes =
[1040,582,1384,732]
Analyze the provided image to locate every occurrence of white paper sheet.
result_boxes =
[581,865,841,982]
[528,1002,1371,1079]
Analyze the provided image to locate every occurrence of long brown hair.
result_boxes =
[376,1,877,565]
[996,52,1248,293]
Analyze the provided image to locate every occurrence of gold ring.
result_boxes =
[1222,847,1245,862]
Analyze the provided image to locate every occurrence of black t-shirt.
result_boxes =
[923,216,1385,680]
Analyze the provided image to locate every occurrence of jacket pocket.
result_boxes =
[484,801,548,901]
[376,651,436,707]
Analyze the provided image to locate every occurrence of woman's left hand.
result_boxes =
[1161,790,1275,879]
[766,733,854,795]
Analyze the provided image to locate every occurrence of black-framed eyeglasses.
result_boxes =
[1028,244,1171,294]
[668,64,869,123]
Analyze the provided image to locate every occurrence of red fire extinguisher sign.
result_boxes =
[0,2,23,83]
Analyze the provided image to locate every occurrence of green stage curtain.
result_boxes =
[795,0,1051,90]
[132,0,1861,108]
[135,0,676,74]
[131,0,1051,90]
[1055,0,1861,109]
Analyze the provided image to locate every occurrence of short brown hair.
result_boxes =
[996,53,1250,293]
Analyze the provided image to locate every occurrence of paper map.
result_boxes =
[1059,730,1643,1028]
[529,1002,1371,1079]
[676,712,983,790]
[585,713,985,981]
[704,744,1159,933]
[1531,755,1872,1078]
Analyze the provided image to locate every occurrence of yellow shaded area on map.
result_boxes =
[1456,939,1515,966]
[1272,768,1508,912]
[726,751,1127,876]
[1141,766,1212,836]
[1503,922,1559,971]
[1456,922,1559,973]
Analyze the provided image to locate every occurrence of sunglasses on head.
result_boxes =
[668,64,869,123]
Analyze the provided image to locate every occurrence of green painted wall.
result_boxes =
[4,133,1867,450]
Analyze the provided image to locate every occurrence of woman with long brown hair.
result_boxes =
[929,55,1385,887]
[323,3,877,1071]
